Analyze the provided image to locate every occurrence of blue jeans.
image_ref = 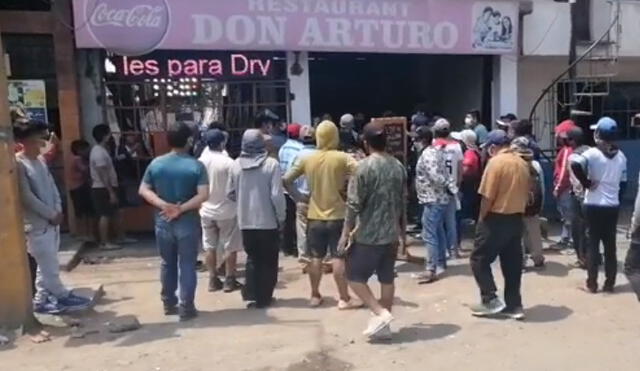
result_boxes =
[422,203,448,272]
[155,217,200,309]
[444,197,459,253]
[557,190,573,243]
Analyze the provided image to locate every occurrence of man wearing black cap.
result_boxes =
[339,122,406,340]
[470,130,531,319]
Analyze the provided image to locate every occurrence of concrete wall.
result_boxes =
[522,0,571,56]
[523,0,640,57]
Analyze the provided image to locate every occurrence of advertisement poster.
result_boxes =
[8,80,48,122]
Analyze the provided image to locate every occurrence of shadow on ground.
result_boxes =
[524,304,573,323]
[370,323,461,345]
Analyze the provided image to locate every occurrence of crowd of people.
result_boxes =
[11,108,640,340]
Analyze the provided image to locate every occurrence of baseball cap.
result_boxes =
[411,113,429,127]
[591,116,618,140]
[204,128,226,149]
[482,129,510,148]
[287,123,301,139]
[340,113,355,127]
[555,119,577,138]
[433,118,451,131]
[363,122,386,141]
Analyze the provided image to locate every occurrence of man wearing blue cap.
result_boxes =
[199,128,243,293]
[571,117,627,293]
[470,130,531,319]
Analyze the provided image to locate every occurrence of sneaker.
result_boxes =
[208,277,223,292]
[223,278,243,293]
[164,305,178,315]
[338,298,364,310]
[470,298,506,317]
[501,307,526,321]
[412,271,437,284]
[34,301,66,315]
[99,243,123,251]
[370,324,393,341]
[179,306,198,322]
[363,310,394,337]
[309,296,324,308]
[602,284,615,293]
[57,293,92,312]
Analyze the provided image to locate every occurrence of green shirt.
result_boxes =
[346,153,406,246]
[142,152,208,223]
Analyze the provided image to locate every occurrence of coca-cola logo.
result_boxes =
[85,0,170,56]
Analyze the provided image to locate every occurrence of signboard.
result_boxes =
[8,80,48,122]
[109,51,277,81]
[372,116,407,165]
[73,0,518,56]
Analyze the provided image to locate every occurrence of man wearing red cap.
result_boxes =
[278,124,304,257]
[553,119,578,250]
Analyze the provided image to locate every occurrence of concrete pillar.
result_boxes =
[77,50,104,143]
[287,51,311,125]
[493,55,519,119]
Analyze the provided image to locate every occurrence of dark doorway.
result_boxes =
[309,53,492,128]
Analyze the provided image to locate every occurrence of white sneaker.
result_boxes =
[363,310,394,337]
[100,243,123,251]
[338,298,364,310]
[370,324,392,341]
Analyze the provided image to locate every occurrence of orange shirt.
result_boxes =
[479,149,531,214]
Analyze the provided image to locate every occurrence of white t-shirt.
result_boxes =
[583,147,627,207]
[90,145,118,189]
[442,141,464,186]
[198,149,236,220]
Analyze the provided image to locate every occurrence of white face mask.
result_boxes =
[464,117,473,126]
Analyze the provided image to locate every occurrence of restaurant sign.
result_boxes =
[73,0,519,55]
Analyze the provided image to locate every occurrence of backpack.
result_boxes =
[525,162,544,216]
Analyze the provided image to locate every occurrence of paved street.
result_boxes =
[2,236,639,371]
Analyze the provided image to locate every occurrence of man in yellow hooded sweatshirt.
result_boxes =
[284,120,363,309]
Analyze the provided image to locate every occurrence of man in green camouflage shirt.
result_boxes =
[339,122,406,340]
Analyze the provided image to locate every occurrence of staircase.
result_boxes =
[530,1,622,149]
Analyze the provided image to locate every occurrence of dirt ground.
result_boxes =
[2,238,639,371]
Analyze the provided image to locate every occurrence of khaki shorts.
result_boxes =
[201,217,242,254]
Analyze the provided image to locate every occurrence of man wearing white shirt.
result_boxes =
[571,117,627,293]
[199,129,243,293]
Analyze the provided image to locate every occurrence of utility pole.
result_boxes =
[0,33,35,329]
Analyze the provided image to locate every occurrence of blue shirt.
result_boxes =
[142,152,208,222]
[278,139,303,174]
[290,145,318,197]
[474,124,489,145]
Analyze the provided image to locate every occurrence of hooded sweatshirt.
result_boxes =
[227,129,286,230]
[553,120,577,195]
[283,121,358,220]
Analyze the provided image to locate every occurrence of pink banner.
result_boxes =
[73,0,518,55]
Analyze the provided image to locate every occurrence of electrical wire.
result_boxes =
[39,0,99,32]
